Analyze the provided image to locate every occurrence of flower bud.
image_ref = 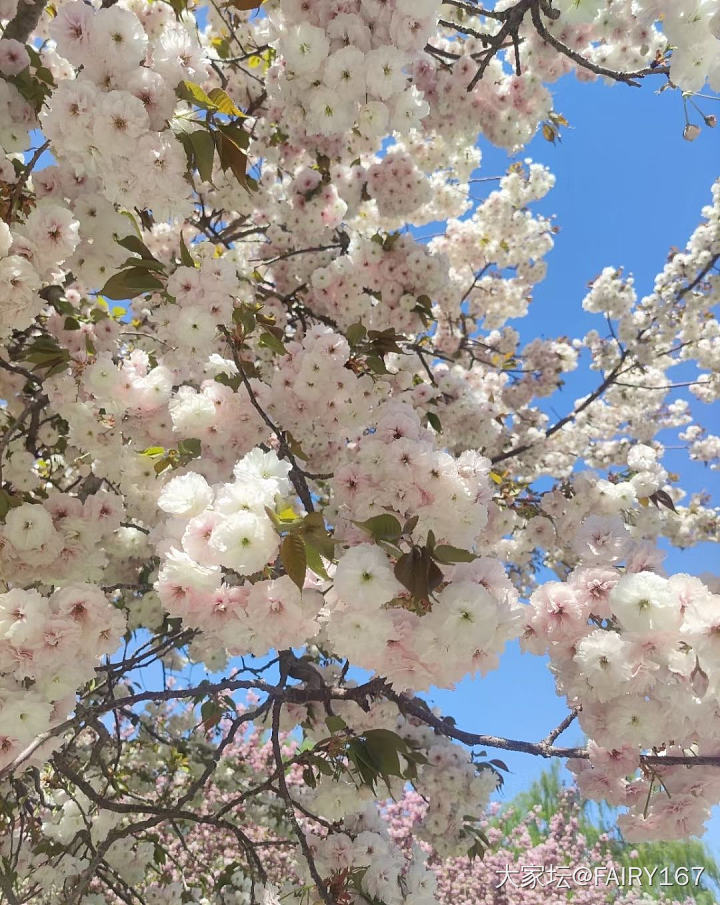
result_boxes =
[683,123,701,141]
[704,114,717,128]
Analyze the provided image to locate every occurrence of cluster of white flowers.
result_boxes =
[429,162,556,330]
[0,583,124,770]
[525,557,720,840]
[306,236,447,333]
[155,449,324,655]
[40,2,194,232]
[295,693,500,868]
[263,0,440,143]
[0,205,79,339]
[550,0,720,92]
[0,492,128,585]
[265,325,379,471]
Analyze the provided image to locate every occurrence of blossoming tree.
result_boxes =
[0,0,720,901]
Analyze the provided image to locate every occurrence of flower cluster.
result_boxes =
[41,2,194,224]
[0,492,127,585]
[0,583,124,770]
[264,0,439,143]
[525,559,720,839]
[155,449,324,656]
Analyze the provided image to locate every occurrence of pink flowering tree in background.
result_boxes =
[0,0,720,901]
[41,707,719,905]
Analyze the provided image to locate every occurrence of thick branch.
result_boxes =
[2,0,46,41]
[0,674,388,780]
[392,690,588,759]
[391,691,720,769]
[529,3,669,86]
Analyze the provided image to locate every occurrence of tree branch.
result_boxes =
[529,3,669,86]
[270,698,334,905]
[491,349,629,464]
[540,707,581,750]
[219,325,315,513]
[2,0,46,42]
[466,0,534,90]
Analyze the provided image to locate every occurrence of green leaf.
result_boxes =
[325,715,347,734]
[346,738,379,791]
[166,0,187,17]
[353,513,402,543]
[426,411,442,433]
[285,431,309,462]
[207,87,243,117]
[0,490,22,521]
[232,306,256,334]
[189,128,215,183]
[258,331,286,355]
[413,294,434,325]
[304,542,329,580]
[178,438,202,458]
[651,488,677,514]
[365,355,388,375]
[179,233,196,268]
[280,534,306,591]
[215,125,248,185]
[367,329,406,355]
[25,44,42,68]
[200,699,222,732]
[35,66,55,86]
[301,511,335,559]
[432,544,476,564]
[119,210,143,240]
[361,729,411,790]
[63,316,80,330]
[23,336,71,375]
[227,0,264,8]
[346,322,367,346]
[215,372,241,391]
[403,515,419,535]
[154,456,173,474]
[264,505,283,533]
[119,256,166,273]
[100,268,164,300]
[117,235,157,261]
[394,546,444,600]
[141,446,166,457]
[177,80,216,110]
[47,292,74,315]
[219,121,250,149]
[24,335,63,354]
